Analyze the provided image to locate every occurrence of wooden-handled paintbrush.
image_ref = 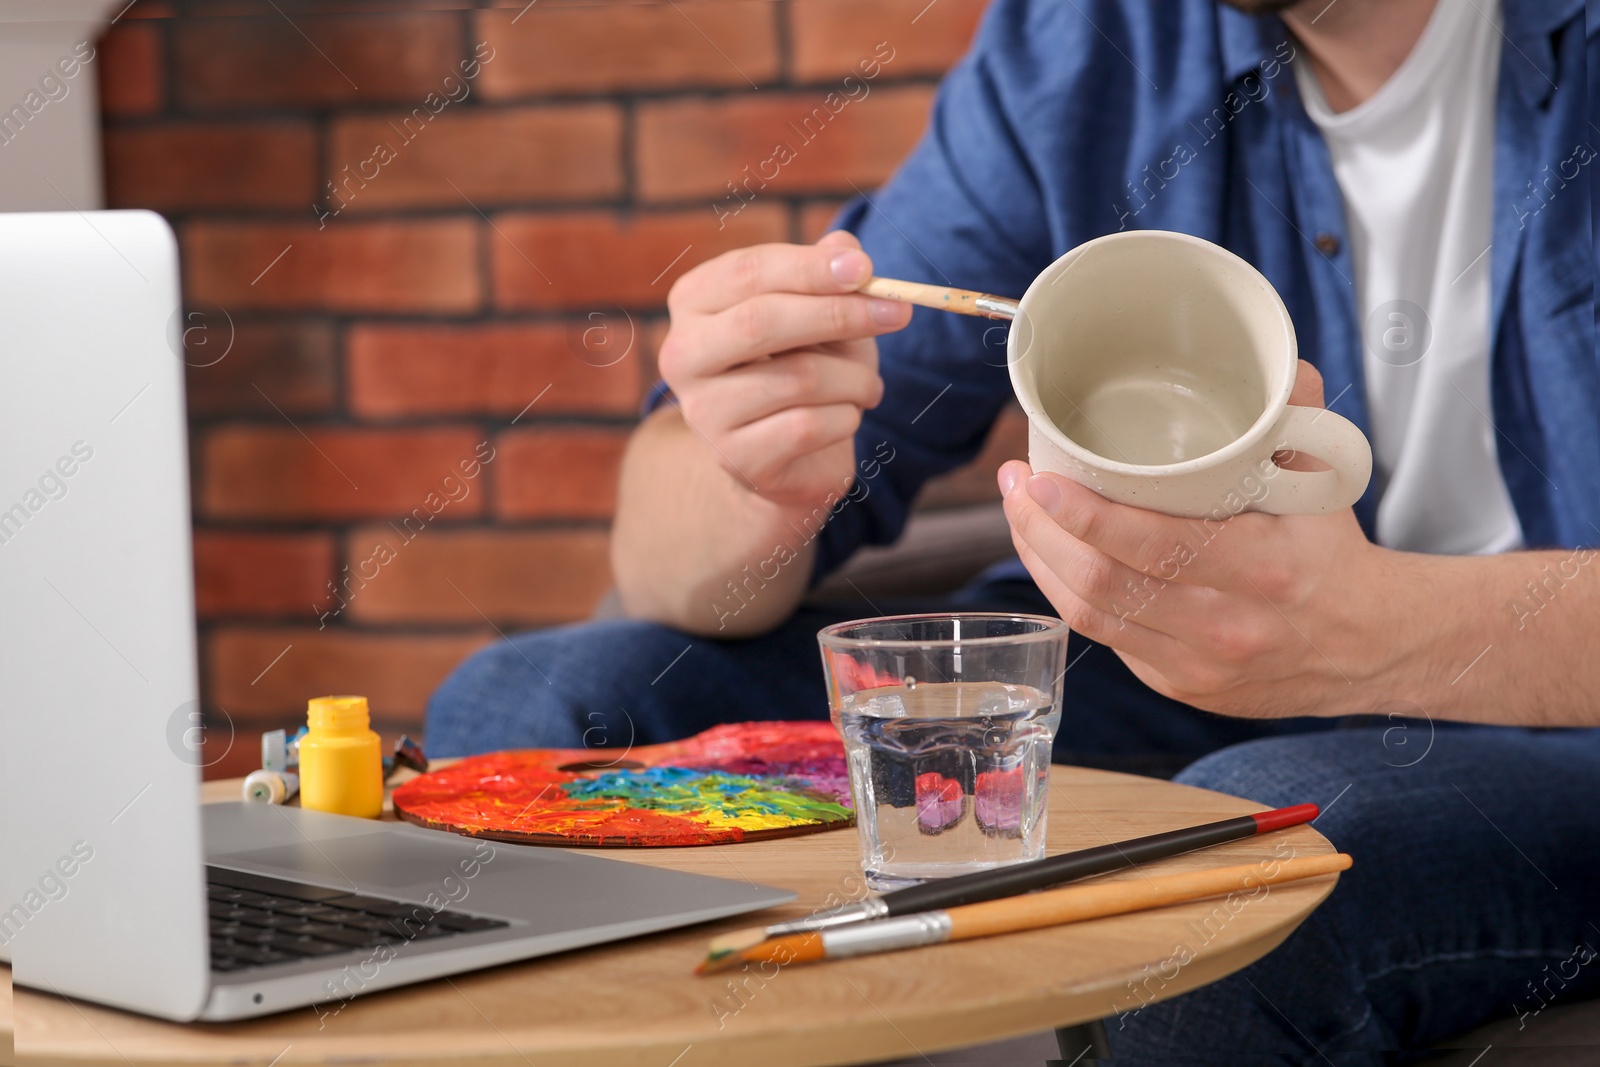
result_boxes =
[702,804,1319,965]
[860,276,1020,319]
[697,852,1350,974]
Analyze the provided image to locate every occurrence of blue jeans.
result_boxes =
[426,576,1600,1061]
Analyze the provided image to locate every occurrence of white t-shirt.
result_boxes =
[1295,0,1523,555]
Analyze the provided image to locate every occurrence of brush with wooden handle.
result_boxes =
[696,852,1351,974]
[703,804,1320,963]
[861,276,1020,320]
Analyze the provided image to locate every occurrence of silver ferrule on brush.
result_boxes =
[820,911,954,958]
[762,897,890,939]
[975,295,1019,319]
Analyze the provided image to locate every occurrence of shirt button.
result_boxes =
[1314,233,1341,256]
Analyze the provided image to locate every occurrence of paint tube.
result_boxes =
[242,769,300,804]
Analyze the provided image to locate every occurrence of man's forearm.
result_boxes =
[1399,546,1600,725]
[610,406,820,638]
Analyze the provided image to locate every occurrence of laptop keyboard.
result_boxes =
[206,865,510,973]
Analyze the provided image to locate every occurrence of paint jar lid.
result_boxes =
[308,695,371,732]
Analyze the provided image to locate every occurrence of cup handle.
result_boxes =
[1255,405,1373,515]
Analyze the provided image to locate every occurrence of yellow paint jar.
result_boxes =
[298,695,384,818]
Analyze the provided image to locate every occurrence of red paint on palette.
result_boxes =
[392,721,855,847]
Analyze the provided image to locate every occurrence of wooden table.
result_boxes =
[11,766,1338,1066]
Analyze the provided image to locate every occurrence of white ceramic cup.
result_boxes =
[1006,230,1372,519]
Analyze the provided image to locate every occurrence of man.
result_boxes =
[428,0,1600,1056]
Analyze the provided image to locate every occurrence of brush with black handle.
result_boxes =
[701,803,1319,964]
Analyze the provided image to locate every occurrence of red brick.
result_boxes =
[789,0,988,82]
[185,320,338,417]
[205,626,493,720]
[917,404,1028,509]
[636,85,936,202]
[199,427,491,521]
[105,123,317,211]
[495,429,628,520]
[341,528,612,625]
[98,22,164,117]
[327,104,621,211]
[476,3,778,97]
[491,205,786,312]
[799,199,852,243]
[173,12,465,110]
[347,323,640,418]
[193,531,336,618]
[183,220,480,313]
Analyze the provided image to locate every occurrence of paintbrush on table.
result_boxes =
[703,803,1318,965]
[698,852,1351,974]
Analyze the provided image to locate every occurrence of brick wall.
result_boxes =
[98,0,1019,778]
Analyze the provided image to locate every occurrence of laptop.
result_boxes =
[0,210,793,1022]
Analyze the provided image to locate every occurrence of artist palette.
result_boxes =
[392,721,854,847]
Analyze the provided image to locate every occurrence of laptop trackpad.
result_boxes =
[212,833,490,895]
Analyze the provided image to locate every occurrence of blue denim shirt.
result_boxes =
[801,0,1598,583]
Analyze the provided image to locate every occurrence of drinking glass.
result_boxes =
[817,613,1071,891]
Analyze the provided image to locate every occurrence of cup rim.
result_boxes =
[816,612,1071,650]
[1007,229,1298,476]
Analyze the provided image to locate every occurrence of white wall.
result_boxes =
[0,2,126,210]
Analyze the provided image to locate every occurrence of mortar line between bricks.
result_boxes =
[774,0,794,86]
[313,92,332,226]
[159,16,180,120]
[203,620,568,635]
[209,586,690,635]
[198,308,684,327]
[447,178,554,286]
[618,97,638,207]
[458,6,476,104]
[132,76,949,122]
[197,514,617,530]
[480,412,499,518]
[128,198,748,221]
[331,517,350,629]
[185,309,671,328]
[190,309,657,325]
[207,623,601,641]
[331,313,352,426]
[191,414,638,431]
[163,194,876,223]
[203,530,621,570]
[472,198,494,317]
[179,303,689,321]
